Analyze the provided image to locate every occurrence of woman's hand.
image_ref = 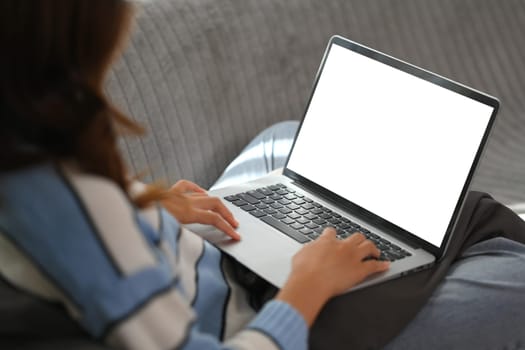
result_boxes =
[276,227,390,326]
[291,228,389,296]
[161,180,241,240]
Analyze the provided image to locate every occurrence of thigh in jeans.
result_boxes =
[385,237,525,350]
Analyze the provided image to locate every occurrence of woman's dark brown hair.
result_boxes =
[0,0,160,206]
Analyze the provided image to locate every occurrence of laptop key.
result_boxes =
[237,193,260,205]
[377,243,389,251]
[272,213,287,220]
[240,205,256,212]
[232,199,248,207]
[281,217,295,225]
[257,188,274,196]
[313,227,325,234]
[279,208,292,215]
[260,216,310,244]
[389,251,403,260]
[293,198,306,205]
[264,208,278,215]
[224,195,239,202]
[288,212,301,220]
[304,213,317,220]
[299,228,313,236]
[379,238,390,245]
[302,203,315,210]
[250,210,267,218]
[290,223,304,230]
[368,232,379,239]
[295,208,308,215]
[262,198,274,204]
[287,204,300,211]
[339,223,354,230]
[296,217,310,224]
[305,222,319,229]
[248,190,266,200]
[362,231,373,239]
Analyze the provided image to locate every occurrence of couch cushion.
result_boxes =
[0,277,110,349]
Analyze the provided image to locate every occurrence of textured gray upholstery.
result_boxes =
[108,0,525,204]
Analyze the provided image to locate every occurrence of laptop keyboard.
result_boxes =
[224,184,412,262]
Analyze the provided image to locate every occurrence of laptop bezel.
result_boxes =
[283,35,500,258]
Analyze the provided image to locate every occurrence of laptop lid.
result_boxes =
[283,36,499,258]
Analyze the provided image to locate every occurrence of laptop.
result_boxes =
[187,35,499,291]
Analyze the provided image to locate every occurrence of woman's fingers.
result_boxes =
[195,209,241,240]
[163,186,241,240]
[192,196,239,228]
[172,180,207,194]
[357,239,381,259]
[345,232,366,246]
[363,259,390,275]
[170,180,239,229]
[320,226,337,239]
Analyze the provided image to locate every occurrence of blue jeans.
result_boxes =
[213,121,525,349]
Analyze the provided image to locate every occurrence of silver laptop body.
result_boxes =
[188,35,499,291]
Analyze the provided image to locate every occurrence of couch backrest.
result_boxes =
[107,0,525,204]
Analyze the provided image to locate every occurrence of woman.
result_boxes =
[0,1,524,349]
[0,1,387,349]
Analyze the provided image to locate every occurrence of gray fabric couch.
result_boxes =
[112,0,525,205]
[3,0,525,349]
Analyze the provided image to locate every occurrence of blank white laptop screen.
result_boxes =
[287,44,494,247]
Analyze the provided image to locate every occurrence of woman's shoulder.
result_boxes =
[0,161,173,281]
[1,162,125,200]
[0,162,134,217]
[0,163,158,251]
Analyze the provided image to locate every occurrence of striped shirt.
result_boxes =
[0,163,307,349]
